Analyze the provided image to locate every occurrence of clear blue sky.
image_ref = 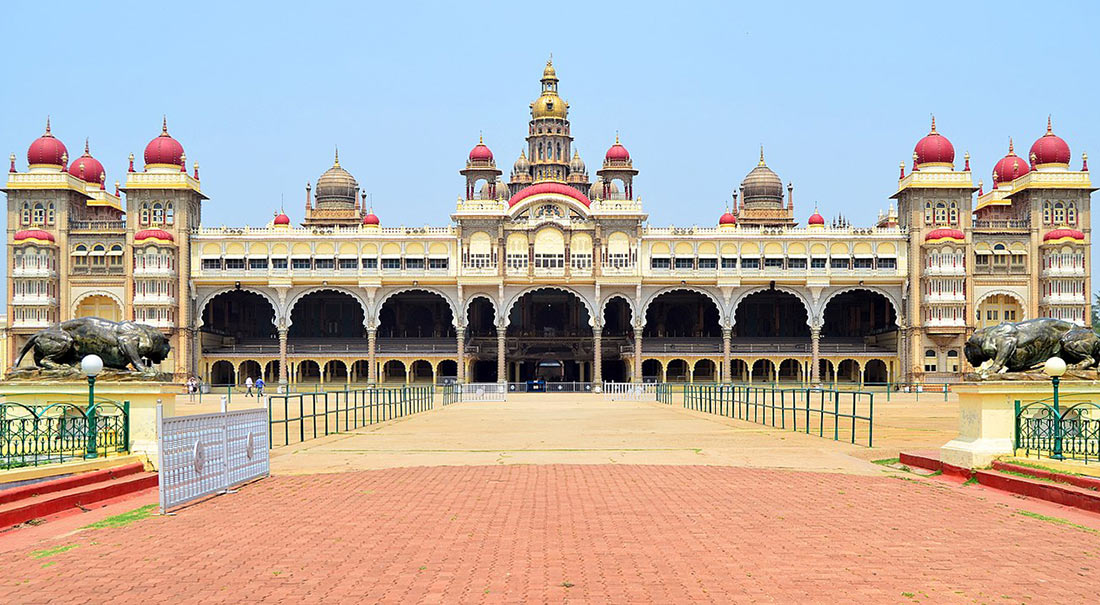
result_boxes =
[2,1,1098,305]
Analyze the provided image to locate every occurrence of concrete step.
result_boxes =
[0,467,158,529]
[0,462,145,506]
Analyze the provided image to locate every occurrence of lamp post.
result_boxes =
[81,354,104,459]
[1043,356,1067,460]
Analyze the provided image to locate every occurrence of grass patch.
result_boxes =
[872,457,900,466]
[963,476,979,486]
[81,504,156,529]
[1007,458,1098,478]
[30,544,79,559]
[1016,510,1099,535]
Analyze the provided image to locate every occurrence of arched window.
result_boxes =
[108,244,124,266]
[947,349,960,373]
[165,202,174,225]
[140,202,150,226]
[924,349,938,373]
[949,202,958,225]
[537,142,543,160]
[1053,202,1065,225]
[46,202,56,225]
[1042,201,1052,224]
[1067,202,1077,225]
[152,202,164,224]
[556,142,561,159]
[32,203,45,225]
[21,202,31,225]
[934,202,947,224]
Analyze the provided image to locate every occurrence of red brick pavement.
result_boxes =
[2,465,1098,603]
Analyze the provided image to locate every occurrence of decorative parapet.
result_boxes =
[192,225,456,238]
[893,171,975,196]
[4,172,93,196]
[123,171,205,196]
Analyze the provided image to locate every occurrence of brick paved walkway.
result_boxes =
[4,465,1097,603]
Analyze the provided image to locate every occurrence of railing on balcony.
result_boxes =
[69,220,127,231]
[973,219,1030,230]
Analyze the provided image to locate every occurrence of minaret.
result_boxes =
[527,57,573,183]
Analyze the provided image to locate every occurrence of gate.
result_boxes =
[602,382,658,401]
[157,400,269,513]
[459,383,508,402]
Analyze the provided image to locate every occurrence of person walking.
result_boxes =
[255,376,265,397]
[245,375,254,397]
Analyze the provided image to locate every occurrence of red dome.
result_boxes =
[1030,117,1071,166]
[134,228,174,242]
[605,139,630,162]
[925,228,964,242]
[14,229,55,243]
[1043,228,1085,242]
[273,212,291,225]
[68,140,106,184]
[808,211,825,225]
[508,182,591,208]
[362,212,380,225]
[27,119,68,167]
[913,117,954,167]
[468,137,493,161]
[992,139,1029,186]
[144,118,185,167]
[719,212,737,225]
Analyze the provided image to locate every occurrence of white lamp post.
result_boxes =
[1042,356,1066,460]
[81,354,104,458]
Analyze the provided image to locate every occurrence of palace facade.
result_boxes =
[4,61,1094,386]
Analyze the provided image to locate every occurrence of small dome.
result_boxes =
[740,152,784,205]
[588,181,602,199]
[27,119,68,167]
[362,212,380,226]
[509,182,591,208]
[273,212,291,225]
[1030,117,1071,167]
[569,150,585,173]
[135,228,174,242]
[605,136,630,162]
[992,139,1029,186]
[513,150,530,173]
[808,210,825,225]
[315,150,359,208]
[469,136,493,162]
[144,117,185,167]
[495,177,508,198]
[68,140,106,185]
[719,212,737,225]
[1044,228,1085,242]
[532,93,568,119]
[925,228,965,242]
[14,229,55,243]
[913,117,955,167]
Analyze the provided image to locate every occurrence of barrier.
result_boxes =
[460,383,508,402]
[1,398,129,469]
[157,399,269,513]
[266,386,434,447]
[602,382,658,401]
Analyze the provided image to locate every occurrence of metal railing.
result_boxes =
[267,386,434,447]
[506,382,594,393]
[456,383,508,402]
[602,382,658,401]
[1015,398,1100,463]
[677,384,874,447]
[1,398,129,469]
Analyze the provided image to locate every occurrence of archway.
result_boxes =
[382,360,406,383]
[409,360,434,383]
[471,360,497,383]
[641,359,663,382]
[602,296,633,337]
[289,290,365,339]
[74,293,123,322]
[506,287,593,382]
[864,359,888,384]
[296,360,321,383]
[201,290,277,342]
[351,360,371,383]
[751,359,775,382]
[264,360,280,384]
[643,289,721,338]
[778,359,802,382]
[976,293,1024,329]
[210,360,235,385]
[466,296,497,336]
[817,359,835,384]
[437,360,458,381]
[601,359,629,383]
[693,359,717,382]
[323,360,348,384]
[730,359,749,382]
[666,359,689,382]
[734,290,809,338]
[837,359,860,383]
[378,290,456,338]
[821,290,898,352]
[239,360,262,384]
[601,296,633,382]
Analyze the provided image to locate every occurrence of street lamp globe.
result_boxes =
[1043,356,1067,378]
[80,354,104,377]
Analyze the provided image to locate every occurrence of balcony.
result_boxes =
[12,267,56,278]
[71,265,126,276]
[12,295,58,306]
[973,265,1027,275]
[973,219,1029,230]
[133,295,177,305]
[924,265,967,276]
[134,266,177,277]
[70,220,126,231]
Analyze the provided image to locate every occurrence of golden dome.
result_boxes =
[542,59,557,81]
[531,93,568,119]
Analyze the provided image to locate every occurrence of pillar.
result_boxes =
[593,332,602,386]
[497,330,506,384]
[810,326,821,384]
[367,328,377,383]
[722,327,732,383]
[278,328,288,385]
[456,327,466,383]
[660,362,667,383]
[406,361,412,384]
[633,327,643,383]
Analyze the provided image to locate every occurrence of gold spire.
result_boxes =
[930,114,936,133]
[542,54,557,80]
[333,146,340,167]
[162,115,168,134]
[45,116,52,135]
[84,138,90,155]
[615,131,620,145]
[1008,137,1014,153]
[758,145,766,166]
[1047,115,1053,134]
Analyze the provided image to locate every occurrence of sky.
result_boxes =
[1,0,1098,307]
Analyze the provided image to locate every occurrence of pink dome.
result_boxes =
[1043,228,1084,242]
[1030,117,1071,166]
[992,140,1029,187]
[273,212,291,225]
[913,117,954,167]
[135,228,175,242]
[362,212,380,225]
[469,137,493,161]
[68,140,106,185]
[605,139,630,162]
[719,212,737,225]
[508,182,591,208]
[144,118,185,167]
[14,229,55,243]
[27,119,68,167]
[808,211,825,225]
[925,228,964,242]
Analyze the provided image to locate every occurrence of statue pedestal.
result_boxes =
[0,381,178,468]
[941,380,1099,469]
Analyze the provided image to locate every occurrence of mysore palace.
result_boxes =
[3,60,1094,386]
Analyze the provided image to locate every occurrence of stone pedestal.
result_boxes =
[940,380,1099,469]
[0,381,179,468]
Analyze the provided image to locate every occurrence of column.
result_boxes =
[722,327,732,383]
[593,332,603,386]
[456,327,466,383]
[633,327,644,383]
[367,328,377,383]
[497,330,506,384]
[810,326,821,384]
[278,327,288,385]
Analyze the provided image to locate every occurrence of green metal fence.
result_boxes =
[1015,397,1100,463]
[267,385,434,447]
[1,398,130,469]
[680,384,874,447]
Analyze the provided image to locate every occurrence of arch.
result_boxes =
[71,290,125,319]
[323,360,348,383]
[506,232,529,255]
[665,359,690,382]
[641,286,724,327]
[601,294,635,337]
[286,286,370,329]
[436,359,458,380]
[382,360,406,383]
[533,227,565,254]
[693,359,717,382]
[351,360,371,383]
[730,359,749,382]
[817,286,902,328]
[464,294,498,335]
[264,360,280,383]
[751,359,775,382]
[641,359,663,381]
[601,293,636,326]
[730,286,813,328]
[210,360,235,385]
[975,289,1026,309]
[197,286,282,329]
[836,359,860,382]
[296,360,321,383]
[778,359,803,382]
[239,360,263,383]
[864,359,888,383]
[505,285,596,328]
[409,360,434,383]
[375,286,459,328]
[468,231,492,255]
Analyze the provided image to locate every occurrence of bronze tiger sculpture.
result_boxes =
[14,317,170,373]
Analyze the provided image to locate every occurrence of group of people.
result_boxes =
[184,375,266,398]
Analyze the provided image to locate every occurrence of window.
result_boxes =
[381,258,401,270]
[721,257,737,269]
[313,258,335,270]
[405,258,425,270]
[202,258,222,270]
[764,258,783,269]
[811,257,826,269]
[788,258,807,269]
[33,203,45,225]
[292,258,311,270]
[878,257,896,270]
[140,203,150,226]
[947,350,959,373]
[698,258,717,270]
[429,258,448,270]
[830,258,849,270]
[740,258,760,270]
[651,257,671,269]
[272,258,288,269]
[934,202,947,225]
[225,258,245,270]
[21,202,31,225]
[1042,201,1052,224]
[1067,203,1077,225]
[361,258,378,270]
[534,254,564,269]
[975,254,990,266]
[152,203,164,224]
[924,202,933,225]
[249,258,269,270]
[1053,202,1065,225]
[338,258,358,270]
[674,258,694,270]
[924,349,938,373]
[46,203,55,225]
[166,203,174,225]
[853,258,873,270]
